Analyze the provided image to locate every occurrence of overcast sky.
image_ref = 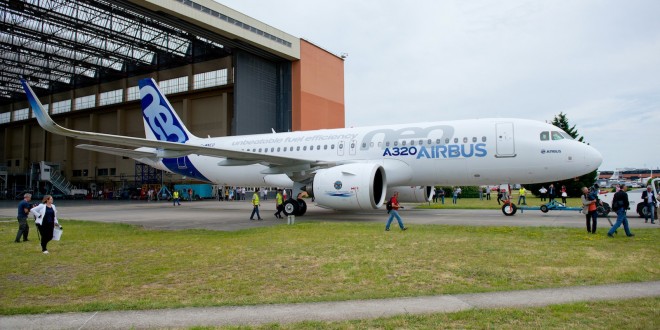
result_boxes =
[218,0,660,171]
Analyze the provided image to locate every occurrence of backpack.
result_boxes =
[386,197,393,211]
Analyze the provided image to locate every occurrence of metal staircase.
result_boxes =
[49,169,72,195]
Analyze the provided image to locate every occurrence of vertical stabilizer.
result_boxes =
[139,78,197,142]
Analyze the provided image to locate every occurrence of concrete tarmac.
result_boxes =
[1,199,658,329]
[1,198,658,231]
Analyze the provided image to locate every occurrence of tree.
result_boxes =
[525,112,598,200]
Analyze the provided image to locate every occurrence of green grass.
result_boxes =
[417,196,583,209]
[216,297,660,329]
[1,219,658,316]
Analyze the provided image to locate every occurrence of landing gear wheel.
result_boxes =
[502,203,517,216]
[297,199,307,216]
[540,205,549,213]
[283,199,299,216]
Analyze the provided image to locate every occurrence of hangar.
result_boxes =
[0,0,345,198]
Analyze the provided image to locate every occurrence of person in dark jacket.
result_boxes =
[640,185,657,224]
[607,185,634,238]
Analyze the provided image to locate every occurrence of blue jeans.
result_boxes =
[441,196,445,204]
[385,210,404,230]
[645,204,656,222]
[173,198,180,206]
[608,208,632,236]
[518,196,526,205]
[452,195,457,204]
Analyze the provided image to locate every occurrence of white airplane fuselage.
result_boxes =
[138,118,600,188]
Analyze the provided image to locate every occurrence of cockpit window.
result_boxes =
[559,131,574,140]
[540,131,549,141]
[551,131,564,140]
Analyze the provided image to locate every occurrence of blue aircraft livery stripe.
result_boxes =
[162,157,210,182]
[139,79,189,143]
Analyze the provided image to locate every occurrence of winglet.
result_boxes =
[138,78,197,143]
[20,79,59,132]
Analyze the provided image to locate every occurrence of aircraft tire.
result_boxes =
[540,205,549,213]
[283,199,299,216]
[297,199,307,216]
[502,203,517,216]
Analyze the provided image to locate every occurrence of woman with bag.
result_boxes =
[581,187,597,234]
[30,195,61,254]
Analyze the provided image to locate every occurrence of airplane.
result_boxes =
[20,78,603,216]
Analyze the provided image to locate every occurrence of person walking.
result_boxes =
[581,187,597,234]
[452,187,459,204]
[486,186,491,200]
[433,188,439,203]
[15,193,32,243]
[172,190,181,206]
[274,189,284,219]
[560,185,568,204]
[438,188,445,204]
[479,187,484,201]
[30,195,61,254]
[385,192,407,231]
[518,186,527,205]
[608,185,634,238]
[250,188,263,220]
[641,185,657,224]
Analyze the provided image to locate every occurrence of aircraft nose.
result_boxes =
[584,144,603,170]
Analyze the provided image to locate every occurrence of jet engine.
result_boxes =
[386,186,434,203]
[310,163,387,210]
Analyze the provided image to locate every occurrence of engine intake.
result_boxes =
[311,163,387,210]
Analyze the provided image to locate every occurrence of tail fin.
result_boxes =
[20,79,61,132]
[139,78,197,142]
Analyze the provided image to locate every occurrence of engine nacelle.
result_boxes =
[386,186,434,203]
[311,163,387,210]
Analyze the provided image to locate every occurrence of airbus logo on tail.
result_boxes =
[140,84,188,143]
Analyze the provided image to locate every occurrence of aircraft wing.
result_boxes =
[21,80,314,167]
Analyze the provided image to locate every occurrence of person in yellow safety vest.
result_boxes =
[518,186,527,205]
[274,189,284,219]
[172,190,181,206]
[250,188,263,220]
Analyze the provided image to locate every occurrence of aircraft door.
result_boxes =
[349,140,357,156]
[338,141,345,156]
[495,122,516,158]
[177,156,188,169]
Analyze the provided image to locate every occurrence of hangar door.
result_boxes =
[495,122,516,158]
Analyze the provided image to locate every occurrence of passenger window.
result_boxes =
[277,147,280,152]
[454,138,458,143]
[331,144,335,149]
[258,148,262,152]
[540,131,549,141]
[394,141,398,146]
[420,140,424,145]
[297,146,300,151]
[324,145,328,150]
[428,139,432,145]
[551,131,563,140]
[445,138,450,144]
[402,141,406,146]
[271,147,275,152]
[386,142,390,147]
[436,139,441,144]
[463,137,468,143]
[303,146,307,151]
[370,142,374,147]
[472,137,477,143]
[482,136,487,142]
[362,142,367,148]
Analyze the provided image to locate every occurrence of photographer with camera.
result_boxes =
[607,184,635,238]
